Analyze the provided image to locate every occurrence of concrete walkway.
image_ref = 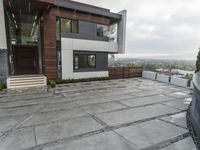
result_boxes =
[0,78,197,150]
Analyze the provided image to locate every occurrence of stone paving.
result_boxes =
[0,78,197,150]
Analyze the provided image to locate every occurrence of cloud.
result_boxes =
[74,0,200,60]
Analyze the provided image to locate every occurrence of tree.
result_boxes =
[195,48,200,73]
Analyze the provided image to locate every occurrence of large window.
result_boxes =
[60,18,78,33]
[74,54,96,69]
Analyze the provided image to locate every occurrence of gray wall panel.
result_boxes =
[61,21,109,41]
[0,50,8,83]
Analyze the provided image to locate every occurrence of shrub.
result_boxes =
[48,77,110,88]
[48,80,56,88]
[195,48,200,73]
[0,83,7,91]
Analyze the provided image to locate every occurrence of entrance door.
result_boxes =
[13,45,39,75]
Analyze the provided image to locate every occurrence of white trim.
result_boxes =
[118,10,127,54]
[0,0,7,49]
[61,38,119,53]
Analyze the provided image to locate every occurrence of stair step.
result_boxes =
[10,79,45,84]
[7,75,47,89]
[10,82,46,86]
[10,77,45,81]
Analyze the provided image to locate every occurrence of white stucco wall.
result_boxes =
[142,71,156,80]
[170,77,189,87]
[61,38,112,79]
[118,10,127,54]
[156,74,170,83]
[0,0,7,50]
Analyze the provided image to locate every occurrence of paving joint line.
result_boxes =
[141,132,190,150]
[158,118,188,129]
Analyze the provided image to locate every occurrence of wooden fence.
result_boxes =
[108,67,143,79]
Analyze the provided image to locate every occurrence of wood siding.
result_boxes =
[108,67,143,79]
[43,11,57,79]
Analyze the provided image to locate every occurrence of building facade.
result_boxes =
[0,0,126,88]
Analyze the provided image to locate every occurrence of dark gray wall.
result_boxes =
[73,51,108,72]
[0,50,8,83]
[61,21,108,41]
[191,72,200,139]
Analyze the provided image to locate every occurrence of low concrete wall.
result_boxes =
[142,70,193,88]
[170,77,189,87]
[142,71,156,80]
[156,74,170,83]
[191,72,200,139]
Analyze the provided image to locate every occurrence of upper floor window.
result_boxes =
[97,24,108,37]
[60,18,78,33]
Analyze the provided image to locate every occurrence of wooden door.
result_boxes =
[13,45,39,75]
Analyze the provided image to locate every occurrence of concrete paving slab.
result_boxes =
[39,102,79,113]
[133,89,168,97]
[115,119,188,149]
[0,128,35,150]
[74,97,110,106]
[98,89,141,97]
[160,137,197,150]
[22,107,88,127]
[81,102,127,115]
[62,93,99,101]
[0,92,52,102]
[160,112,187,128]
[0,115,29,135]
[0,105,39,117]
[0,95,65,109]
[105,94,136,101]
[165,91,192,99]
[43,131,138,150]
[162,98,192,110]
[96,104,180,126]
[119,94,176,107]
[35,116,104,145]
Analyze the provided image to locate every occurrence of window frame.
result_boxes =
[74,54,96,70]
[60,17,79,34]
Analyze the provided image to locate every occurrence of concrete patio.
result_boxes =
[0,78,197,150]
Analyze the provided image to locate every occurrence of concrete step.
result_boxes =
[7,75,47,89]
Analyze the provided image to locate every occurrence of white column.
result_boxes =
[0,0,7,50]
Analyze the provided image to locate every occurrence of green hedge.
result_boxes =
[48,77,110,88]
[0,83,7,91]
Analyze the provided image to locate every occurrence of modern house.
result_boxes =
[0,0,126,89]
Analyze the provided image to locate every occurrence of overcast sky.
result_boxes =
[75,0,200,60]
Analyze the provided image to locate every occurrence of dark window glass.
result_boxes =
[56,18,60,41]
[74,55,79,69]
[88,55,96,67]
[61,18,71,32]
[60,18,78,33]
[72,20,78,33]
[74,54,96,69]
[97,24,108,37]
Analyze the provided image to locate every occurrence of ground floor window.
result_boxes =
[74,54,96,69]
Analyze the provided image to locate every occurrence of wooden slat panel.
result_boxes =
[108,67,143,79]
[43,11,57,80]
